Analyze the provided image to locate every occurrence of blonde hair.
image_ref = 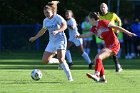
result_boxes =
[44,1,59,14]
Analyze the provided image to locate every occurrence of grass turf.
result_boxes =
[0,51,140,93]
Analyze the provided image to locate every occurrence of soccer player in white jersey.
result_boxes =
[65,10,93,69]
[29,1,73,81]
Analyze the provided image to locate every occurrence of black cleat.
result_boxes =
[88,63,93,69]
[99,78,107,83]
[68,63,73,69]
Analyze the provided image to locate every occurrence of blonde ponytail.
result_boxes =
[48,1,59,14]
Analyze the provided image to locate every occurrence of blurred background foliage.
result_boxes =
[0,0,139,51]
[0,0,134,24]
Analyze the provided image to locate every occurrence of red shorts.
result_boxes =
[107,42,120,55]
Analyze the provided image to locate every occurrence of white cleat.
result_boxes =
[117,68,123,72]
[86,73,100,82]
[68,79,74,82]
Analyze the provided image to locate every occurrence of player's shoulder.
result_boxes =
[108,12,114,14]
[70,17,76,22]
[109,12,118,16]
[99,20,110,23]
[54,14,63,19]
[43,17,48,22]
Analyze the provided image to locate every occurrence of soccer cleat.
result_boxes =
[88,63,93,69]
[117,68,123,72]
[99,78,107,83]
[68,63,73,69]
[86,73,100,82]
[116,64,123,72]
[68,78,74,82]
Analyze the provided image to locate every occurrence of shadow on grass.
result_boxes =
[0,52,140,70]
[0,61,140,70]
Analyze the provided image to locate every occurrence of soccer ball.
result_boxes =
[31,69,42,81]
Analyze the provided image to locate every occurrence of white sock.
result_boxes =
[95,71,100,76]
[66,50,72,63]
[60,61,73,81]
[117,64,121,69]
[48,58,59,64]
[82,52,91,64]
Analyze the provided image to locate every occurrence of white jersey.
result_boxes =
[43,14,67,52]
[67,18,80,41]
[43,14,66,42]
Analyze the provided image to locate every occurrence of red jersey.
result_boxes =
[90,20,120,55]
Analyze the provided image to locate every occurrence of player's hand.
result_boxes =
[128,33,137,37]
[116,30,120,33]
[75,35,80,38]
[53,31,59,35]
[29,37,37,42]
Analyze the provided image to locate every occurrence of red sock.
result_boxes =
[95,58,103,72]
[100,65,105,77]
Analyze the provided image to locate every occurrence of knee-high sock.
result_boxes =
[82,52,91,64]
[60,61,73,80]
[95,58,103,73]
[66,50,72,63]
[100,66,105,77]
[48,58,59,64]
[112,55,122,71]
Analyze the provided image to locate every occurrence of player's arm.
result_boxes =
[108,22,136,37]
[29,28,46,42]
[57,21,67,32]
[76,32,94,38]
[68,24,76,30]
[53,21,67,35]
[68,18,77,30]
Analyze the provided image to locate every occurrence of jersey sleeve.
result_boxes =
[113,13,122,26]
[68,18,77,27]
[43,19,47,29]
[55,14,66,25]
[90,26,96,33]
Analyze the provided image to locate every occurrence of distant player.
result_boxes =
[99,3,123,72]
[65,10,93,69]
[29,1,73,81]
[76,12,136,83]
[81,16,93,55]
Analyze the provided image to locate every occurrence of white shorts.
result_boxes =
[45,40,67,53]
[69,38,83,46]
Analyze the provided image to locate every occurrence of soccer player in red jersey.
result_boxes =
[76,12,136,83]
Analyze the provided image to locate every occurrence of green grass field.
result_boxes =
[0,51,140,93]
